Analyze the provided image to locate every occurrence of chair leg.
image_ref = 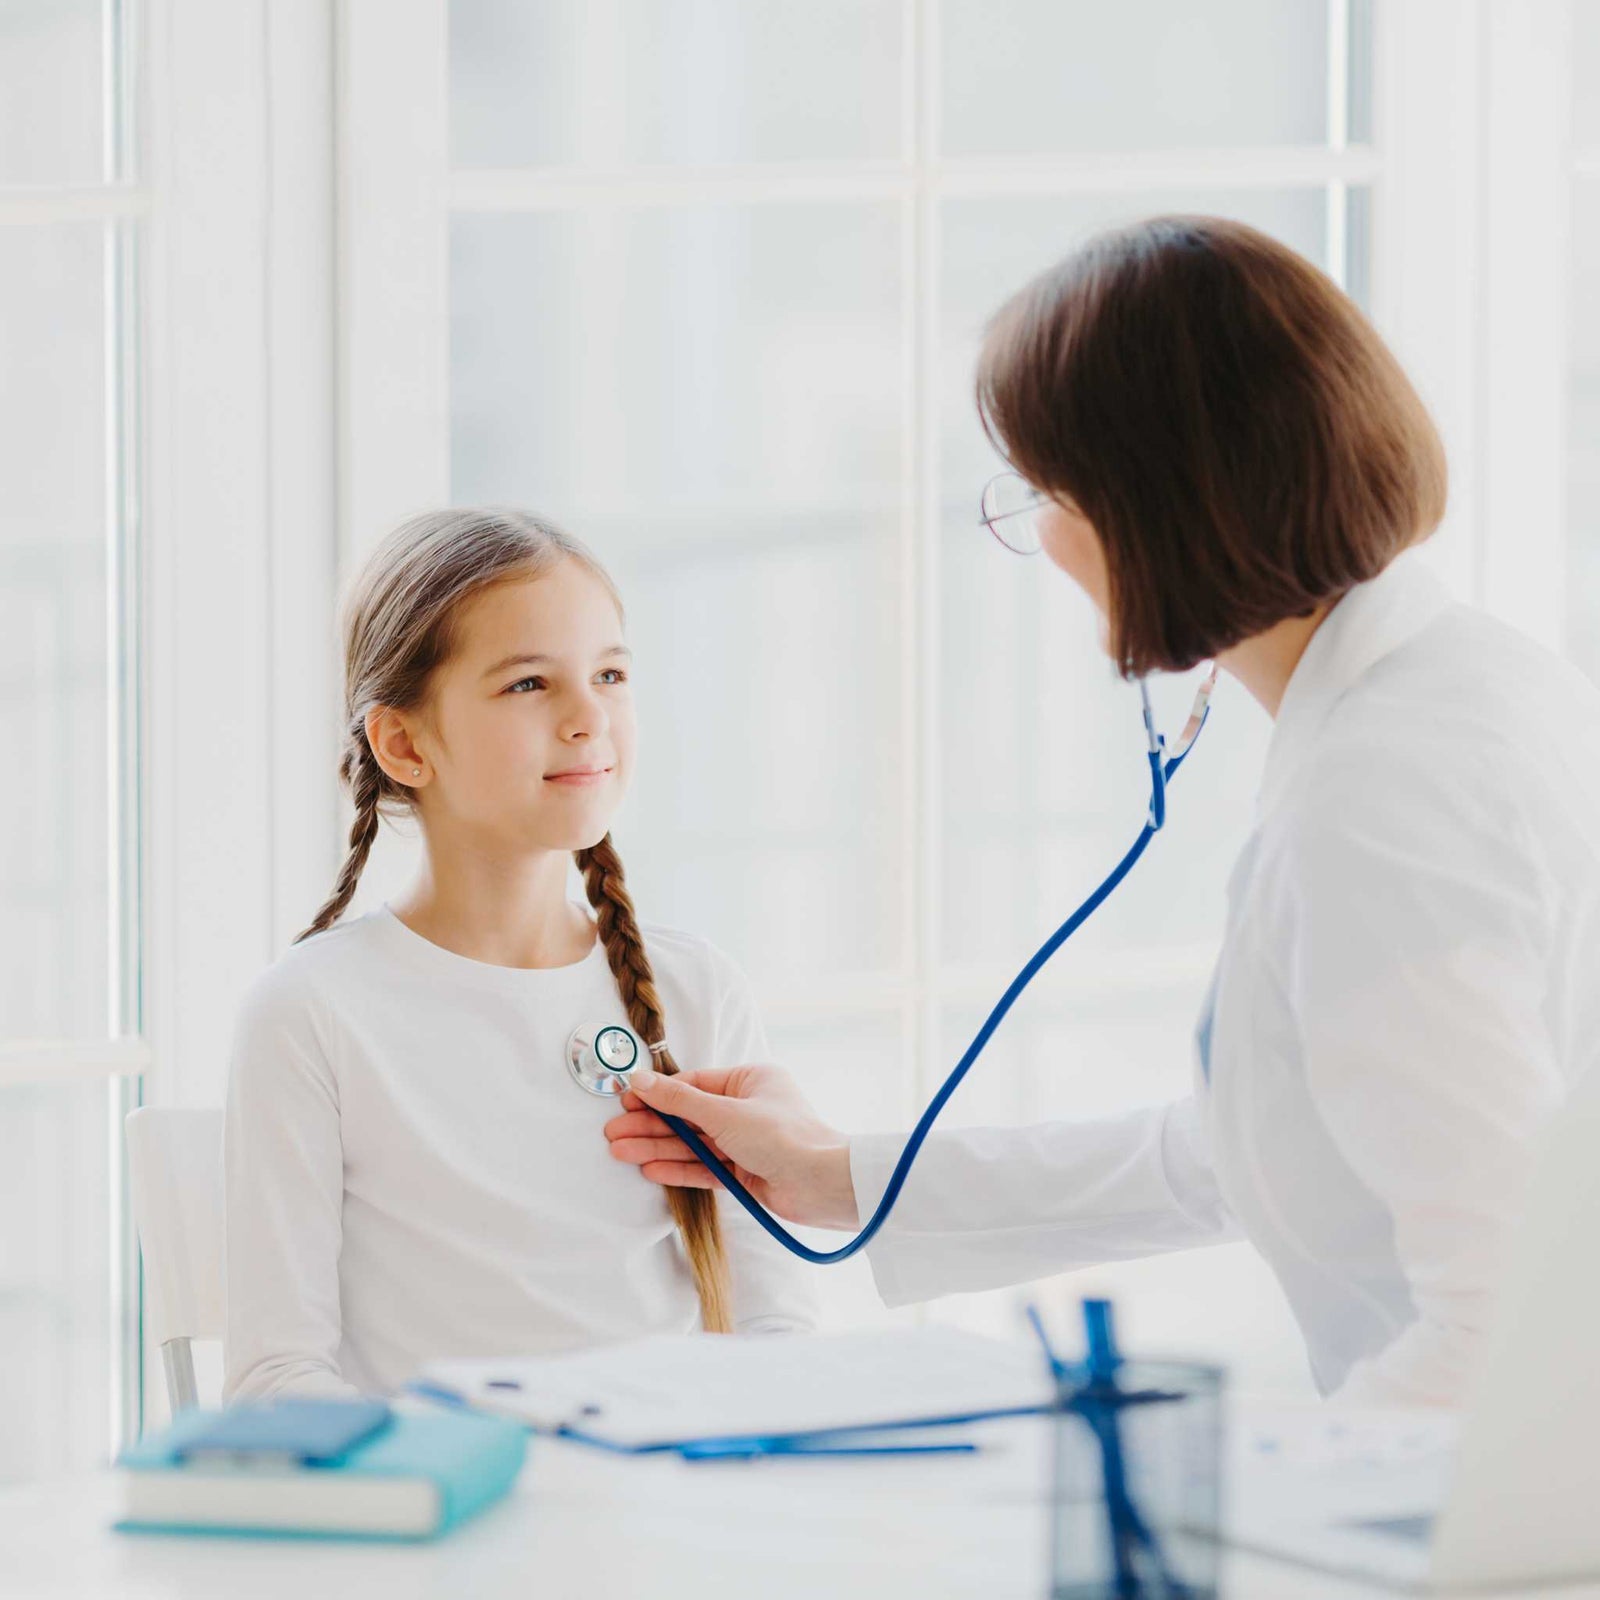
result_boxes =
[162,1337,199,1414]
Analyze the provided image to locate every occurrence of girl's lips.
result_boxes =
[544,767,612,788]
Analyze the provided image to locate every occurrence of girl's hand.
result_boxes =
[602,1064,859,1231]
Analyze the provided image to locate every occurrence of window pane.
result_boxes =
[1576,1,1600,152]
[0,1078,114,1481]
[0,223,111,1039]
[938,191,1324,971]
[1571,176,1600,685]
[0,0,105,185]
[451,205,904,984]
[450,0,903,169]
[941,0,1332,157]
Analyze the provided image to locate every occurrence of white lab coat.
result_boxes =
[850,551,1600,1406]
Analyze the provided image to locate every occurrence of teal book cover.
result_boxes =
[115,1405,529,1541]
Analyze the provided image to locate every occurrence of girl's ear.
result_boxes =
[366,705,428,787]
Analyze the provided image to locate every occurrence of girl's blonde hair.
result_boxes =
[293,506,733,1333]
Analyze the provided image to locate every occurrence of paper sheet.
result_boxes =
[419,1326,1058,1450]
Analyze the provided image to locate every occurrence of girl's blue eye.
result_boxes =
[505,669,628,693]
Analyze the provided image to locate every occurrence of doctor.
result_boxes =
[604,216,1600,1407]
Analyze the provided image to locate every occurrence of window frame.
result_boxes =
[30,0,1563,1441]
[336,0,1577,1075]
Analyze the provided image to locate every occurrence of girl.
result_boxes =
[223,508,817,1401]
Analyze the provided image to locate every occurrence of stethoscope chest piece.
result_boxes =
[567,1022,645,1097]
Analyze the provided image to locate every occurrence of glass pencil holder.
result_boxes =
[1046,1357,1225,1600]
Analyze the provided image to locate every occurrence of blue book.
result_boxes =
[115,1403,528,1542]
[173,1397,394,1468]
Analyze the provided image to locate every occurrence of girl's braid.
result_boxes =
[292,732,384,945]
[576,832,734,1333]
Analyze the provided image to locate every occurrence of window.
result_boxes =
[341,0,1383,1375]
[0,0,145,1480]
[1572,2,1600,683]
[3,3,1583,1460]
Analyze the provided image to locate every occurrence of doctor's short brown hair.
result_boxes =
[976,215,1448,678]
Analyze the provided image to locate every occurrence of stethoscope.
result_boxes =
[567,669,1218,1265]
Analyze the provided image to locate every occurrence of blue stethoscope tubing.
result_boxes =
[657,669,1220,1266]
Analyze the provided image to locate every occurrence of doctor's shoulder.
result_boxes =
[1263,639,1575,919]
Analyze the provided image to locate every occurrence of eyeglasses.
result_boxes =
[979,471,1045,556]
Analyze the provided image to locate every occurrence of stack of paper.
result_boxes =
[417,1326,1058,1452]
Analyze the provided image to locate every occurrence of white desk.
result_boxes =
[5,1418,1596,1600]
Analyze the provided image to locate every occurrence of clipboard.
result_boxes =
[408,1326,1057,1456]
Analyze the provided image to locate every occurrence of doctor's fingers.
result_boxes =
[638,1157,723,1191]
[606,1125,736,1168]
[604,1106,673,1140]
[606,1130,696,1167]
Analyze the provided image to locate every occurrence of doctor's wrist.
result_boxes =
[805,1140,859,1232]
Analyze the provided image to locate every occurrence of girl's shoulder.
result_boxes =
[632,918,755,1003]
[235,908,391,1027]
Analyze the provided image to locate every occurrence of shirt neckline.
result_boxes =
[373,900,610,992]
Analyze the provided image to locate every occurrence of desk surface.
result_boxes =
[5,1418,1597,1600]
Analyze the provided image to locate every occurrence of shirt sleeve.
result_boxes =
[851,1094,1240,1308]
[704,945,821,1335]
[1279,751,1563,1408]
[222,972,363,1402]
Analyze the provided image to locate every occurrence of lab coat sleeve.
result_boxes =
[1279,751,1563,1409]
[850,1094,1240,1308]
[222,973,363,1402]
[705,946,821,1334]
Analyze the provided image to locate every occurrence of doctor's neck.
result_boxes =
[1215,600,1336,720]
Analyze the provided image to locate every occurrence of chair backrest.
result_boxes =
[125,1106,225,1350]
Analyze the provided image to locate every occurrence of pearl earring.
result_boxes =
[412,768,421,778]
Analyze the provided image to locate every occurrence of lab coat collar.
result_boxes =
[1255,549,1454,822]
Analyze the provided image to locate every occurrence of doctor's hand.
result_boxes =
[603,1065,860,1231]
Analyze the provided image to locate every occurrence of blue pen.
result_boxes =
[679,1437,978,1462]
[1025,1302,1074,1383]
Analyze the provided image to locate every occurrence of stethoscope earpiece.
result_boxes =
[566,1022,647,1097]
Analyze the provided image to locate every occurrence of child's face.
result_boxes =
[420,561,635,852]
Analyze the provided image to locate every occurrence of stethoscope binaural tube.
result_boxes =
[656,668,1220,1266]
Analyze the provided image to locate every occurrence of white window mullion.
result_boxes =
[1325,0,1350,286]
[909,0,941,1141]
[0,1039,151,1088]
[265,0,340,951]
[1476,0,1573,647]
[1370,0,1484,604]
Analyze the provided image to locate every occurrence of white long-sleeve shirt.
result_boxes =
[223,905,817,1402]
[851,550,1600,1407]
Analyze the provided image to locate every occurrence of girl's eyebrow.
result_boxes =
[480,645,632,681]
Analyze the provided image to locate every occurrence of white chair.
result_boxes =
[124,1106,225,1414]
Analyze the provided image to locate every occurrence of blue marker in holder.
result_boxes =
[1027,1299,1224,1600]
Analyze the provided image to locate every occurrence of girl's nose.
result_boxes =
[558,686,610,741]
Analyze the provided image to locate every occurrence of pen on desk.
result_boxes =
[1025,1301,1073,1383]
[402,1380,469,1410]
[679,1438,979,1462]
